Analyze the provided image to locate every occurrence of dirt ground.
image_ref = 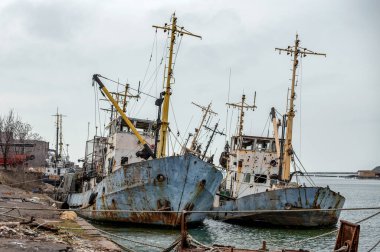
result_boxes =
[0,169,122,252]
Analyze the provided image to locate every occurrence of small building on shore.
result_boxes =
[357,166,380,179]
[0,132,49,168]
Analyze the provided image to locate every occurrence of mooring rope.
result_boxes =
[368,238,380,252]
[111,239,138,252]
[1,206,379,214]
[188,234,214,249]
[161,237,181,252]
[356,210,380,224]
[93,226,166,250]
[287,211,380,248]
[1,204,379,251]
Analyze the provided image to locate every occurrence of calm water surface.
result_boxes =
[94,177,380,252]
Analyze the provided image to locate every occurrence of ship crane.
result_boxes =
[92,74,154,160]
[275,34,326,181]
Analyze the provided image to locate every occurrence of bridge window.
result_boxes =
[254,174,267,183]
[244,173,251,183]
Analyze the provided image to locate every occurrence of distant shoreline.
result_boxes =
[307,172,356,174]
[300,172,380,179]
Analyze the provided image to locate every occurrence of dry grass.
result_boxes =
[53,219,86,236]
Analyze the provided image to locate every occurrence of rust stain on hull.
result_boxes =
[68,153,223,226]
[213,187,345,227]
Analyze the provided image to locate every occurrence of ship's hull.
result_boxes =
[67,153,223,226]
[212,187,345,227]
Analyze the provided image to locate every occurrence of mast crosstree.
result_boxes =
[226,93,257,139]
[190,102,217,152]
[275,34,326,181]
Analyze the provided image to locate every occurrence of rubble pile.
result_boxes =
[0,225,19,238]
[0,184,122,251]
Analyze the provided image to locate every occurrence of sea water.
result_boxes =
[95,177,380,252]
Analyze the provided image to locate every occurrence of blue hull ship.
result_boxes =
[59,14,224,227]
[212,35,345,227]
[67,153,222,226]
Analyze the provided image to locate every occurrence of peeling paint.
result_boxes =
[68,153,223,226]
[213,187,345,227]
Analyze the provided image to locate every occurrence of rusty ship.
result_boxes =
[212,34,345,227]
[59,14,223,226]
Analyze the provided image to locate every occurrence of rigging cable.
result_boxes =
[150,32,184,148]
[228,109,235,140]
[93,84,99,135]
[293,161,316,187]
[292,159,300,185]
[96,87,103,138]
[172,33,183,69]
[155,26,158,97]
[97,75,157,99]
[292,150,316,187]
[168,128,177,156]
[132,31,170,116]
[225,68,232,143]
[299,55,303,158]
[169,100,183,149]
[168,127,184,153]
[275,108,283,118]
[260,114,271,137]
[179,115,194,149]
[140,29,157,89]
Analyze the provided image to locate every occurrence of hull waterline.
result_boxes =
[212,187,345,227]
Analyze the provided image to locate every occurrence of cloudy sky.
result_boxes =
[0,0,379,172]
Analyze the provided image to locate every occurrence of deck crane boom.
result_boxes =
[92,74,154,160]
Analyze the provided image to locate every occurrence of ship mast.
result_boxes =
[189,102,217,152]
[153,13,202,158]
[275,34,326,181]
[54,109,59,159]
[226,93,257,147]
[202,122,225,160]
[110,84,140,113]
[52,109,65,160]
[59,114,63,157]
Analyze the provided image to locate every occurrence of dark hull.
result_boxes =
[213,187,345,227]
[67,153,223,226]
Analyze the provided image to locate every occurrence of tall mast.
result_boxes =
[153,13,202,158]
[226,93,257,142]
[275,34,326,181]
[123,84,129,113]
[59,114,63,157]
[52,108,65,160]
[55,109,59,159]
[190,102,217,151]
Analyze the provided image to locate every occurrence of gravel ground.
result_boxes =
[0,170,122,252]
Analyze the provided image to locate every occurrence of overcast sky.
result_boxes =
[0,0,379,172]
